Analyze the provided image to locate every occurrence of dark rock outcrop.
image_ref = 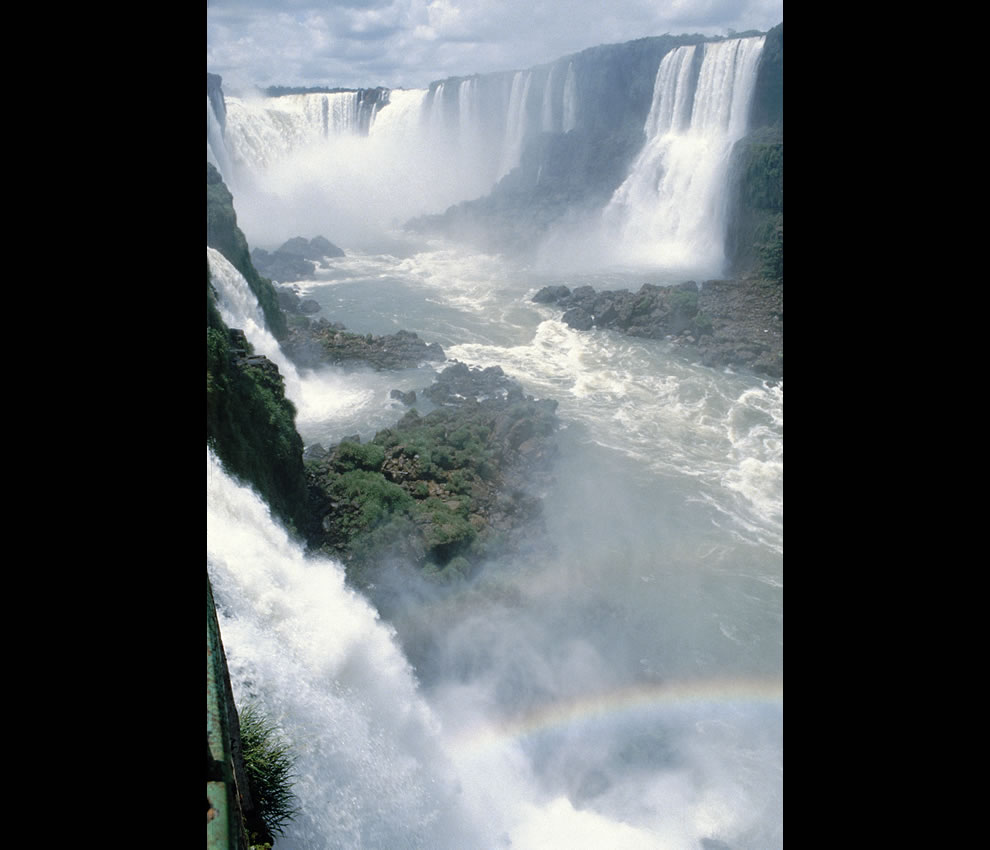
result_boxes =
[283,318,445,371]
[533,278,782,379]
[251,236,346,283]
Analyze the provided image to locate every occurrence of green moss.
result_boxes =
[332,441,386,473]
[207,268,309,535]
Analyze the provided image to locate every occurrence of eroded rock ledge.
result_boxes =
[533,278,782,379]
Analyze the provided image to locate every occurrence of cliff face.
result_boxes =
[207,266,309,536]
[408,28,782,267]
[207,164,308,533]
[207,162,288,340]
[207,73,226,134]
[408,33,717,252]
[726,23,783,280]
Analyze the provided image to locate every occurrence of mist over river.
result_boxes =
[208,235,782,849]
[207,30,781,849]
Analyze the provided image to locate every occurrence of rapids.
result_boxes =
[207,31,781,849]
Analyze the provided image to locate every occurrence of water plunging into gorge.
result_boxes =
[208,32,781,850]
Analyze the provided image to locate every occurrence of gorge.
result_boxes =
[208,23,782,850]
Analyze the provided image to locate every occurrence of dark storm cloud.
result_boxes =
[207,1,782,92]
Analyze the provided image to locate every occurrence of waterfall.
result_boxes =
[208,245,383,434]
[428,82,446,132]
[498,70,533,180]
[208,96,233,181]
[207,247,302,388]
[207,448,488,849]
[602,36,766,274]
[541,66,556,133]
[562,62,577,133]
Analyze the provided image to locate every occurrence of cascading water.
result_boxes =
[208,30,781,848]
[541,66,556,133]
[207,448,491,849]
[208,97,232,180]
[562,62,578,133]
[602,36,766,274]
[207,246,393,438]
[498,70,534,180]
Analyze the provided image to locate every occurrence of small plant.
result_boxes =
[238,702,299,842]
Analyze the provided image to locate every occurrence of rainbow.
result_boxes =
[449,676,783,757]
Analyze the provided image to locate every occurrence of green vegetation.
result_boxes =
[238,702,299,845]
[726,134,783,281]
[307,391,557,583]
[207,268,309,535]
[759,215,783,281]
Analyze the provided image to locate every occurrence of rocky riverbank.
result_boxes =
[533,277,782,380]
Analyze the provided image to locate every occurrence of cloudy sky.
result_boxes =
[207,0,782,94]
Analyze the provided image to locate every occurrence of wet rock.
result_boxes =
[306,363,559,585]
[533,277,782,379]
[283,322,446,371]
[533,285,571,303]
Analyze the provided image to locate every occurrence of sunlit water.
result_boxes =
[208,237,782,849]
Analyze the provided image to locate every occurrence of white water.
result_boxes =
[498,70,534,180]
[602,36,766,274]
[208,240,783,850]
[562,62,578,133]
[207,34,781,849]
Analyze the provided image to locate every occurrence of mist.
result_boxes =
[207,29,781,849]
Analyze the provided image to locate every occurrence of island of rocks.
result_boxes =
[533,277,782,380]
[303,362,559,586]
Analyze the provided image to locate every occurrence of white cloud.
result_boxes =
[207,0,782,91]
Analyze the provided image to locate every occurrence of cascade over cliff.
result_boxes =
[207,162,288,340]
[207,28,782,279]
[207,165,309,534]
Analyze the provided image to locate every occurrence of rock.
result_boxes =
[307,362,560,585]
[533,285,571,303]
[275,286,302,312]
[562,307,594,330]
[283,321,446,370]
[251,247,315,283]
[390,389,417,405]
[308,236,345,258]
[532,276,782,379]
[299,299,321,314]
[275,237,313,257]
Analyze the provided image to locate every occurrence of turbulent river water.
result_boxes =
[207,235,782,849]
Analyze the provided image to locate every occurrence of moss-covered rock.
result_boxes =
[306,364,558,584]
[207,267,309,534]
